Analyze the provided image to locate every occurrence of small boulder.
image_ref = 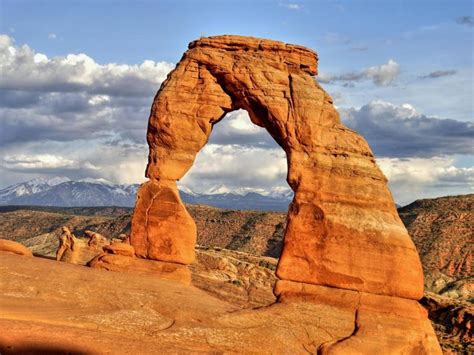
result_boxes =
[103,242,135,257]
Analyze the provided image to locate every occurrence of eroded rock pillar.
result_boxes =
[130,54,233,264]
[131,180,196,264]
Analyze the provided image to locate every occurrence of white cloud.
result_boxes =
[364,59,400,86]
[208,110,275,147]
[88,95,110,106]
[287,4,300,10]
[48,33,57,40]
[280,3,301,10]
[228,110,261,133]
[0,34,174,95]
[0,34,174,147]
[180,144,288,194]
[3,153,98,171]
[319,59,400,86]
[378,157,473,205]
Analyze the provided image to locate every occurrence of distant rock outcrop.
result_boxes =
[398,194,473,282]
[56,226,111,265]
[129,35,439,353]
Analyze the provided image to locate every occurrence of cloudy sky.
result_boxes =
[0,0,472,205]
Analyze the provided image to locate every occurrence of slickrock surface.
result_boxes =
[0,202,470,351]
[190,246,278,307]
[88,253,192,285]
[0,239,32,256]
[131,35,424,300]
[0,253,441,354]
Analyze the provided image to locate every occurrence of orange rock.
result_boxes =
[130,35,423,300]
[88,253,191,284]
[56,227,107,265]
[103,242,135,257]
[84,230,109,249]
[0,253,441,353]
[0,239,32,257]
[131,180,196,264]
[275,280,442,354]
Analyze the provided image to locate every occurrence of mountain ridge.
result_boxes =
[0,177,292,211]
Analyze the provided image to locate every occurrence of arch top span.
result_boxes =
[131,35,424,301]
[187,35,318,75]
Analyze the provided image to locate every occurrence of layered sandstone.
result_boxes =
[130,35,423,300]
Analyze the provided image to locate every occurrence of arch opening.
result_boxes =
[178,108,293,258]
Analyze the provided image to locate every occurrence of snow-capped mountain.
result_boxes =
[0,177,139,207]
[0,176,71,200]
[202,183,293,199]
[0,178,293,211]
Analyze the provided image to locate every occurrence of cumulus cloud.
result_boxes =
[180,143,288,194]
[47,33,57,40]
[319,59,400,86]
[342,101,474,158]
[208,110,275,148]
[418,70,457,79]
[2,153,98,172]
[0,34,174,96]
[0,34,174,147]
[378,157,473,205]
[0,138,148,186]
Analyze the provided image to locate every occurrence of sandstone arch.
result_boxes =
[130,35,424,300]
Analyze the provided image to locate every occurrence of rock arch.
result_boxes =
[130,35,423,300]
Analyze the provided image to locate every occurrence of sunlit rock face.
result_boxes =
[131,35,423,300]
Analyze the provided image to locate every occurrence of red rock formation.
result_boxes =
[128,34,441,352]
[131,35,423,300]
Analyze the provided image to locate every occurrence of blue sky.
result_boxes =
[0,0,472,204]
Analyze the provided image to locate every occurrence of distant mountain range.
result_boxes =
[0,177,293,211]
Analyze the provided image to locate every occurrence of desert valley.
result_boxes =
[0,193,472,353]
